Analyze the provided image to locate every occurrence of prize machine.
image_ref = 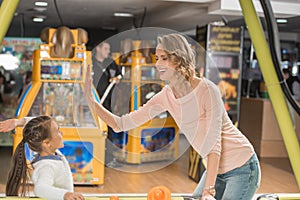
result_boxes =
[110,39,179,164]
[14,26,107,185]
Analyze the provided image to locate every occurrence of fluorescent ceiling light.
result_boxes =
[114,12,133,17]
[161,0,215,2]
[276,18,287,23]
[33,7,47,12]
[33,17,44,22]
[34,1,48,7]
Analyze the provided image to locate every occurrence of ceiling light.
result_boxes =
[161,0,215,2]
[33,7,47,12]
[276,18,287,24]
[101,26,117,31]
[114,12,133,17]
[34,1,48,7]
[33,17,45,22]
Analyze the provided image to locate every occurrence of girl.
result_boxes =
[84,33,261,200]
[4,116,84,200]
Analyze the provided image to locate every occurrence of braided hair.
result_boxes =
[6,116,52,196]
[157,34,196,83]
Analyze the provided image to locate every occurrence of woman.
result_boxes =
[84,33,261,200]
[4,116,84,200]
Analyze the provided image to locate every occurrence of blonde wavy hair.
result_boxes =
[157,33,196,83]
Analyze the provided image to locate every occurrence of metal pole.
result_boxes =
[239,0,300,189]
[0,0,20,42]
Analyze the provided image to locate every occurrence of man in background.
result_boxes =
[92,41,122,166]
[283,68,300,100]
[92,41,122,111]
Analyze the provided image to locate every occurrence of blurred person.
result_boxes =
[0,72,6,103]
[18,70,32,103]
[283,68,300,100]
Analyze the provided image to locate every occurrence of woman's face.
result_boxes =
[155,46,177,81]
[49,120,64,150]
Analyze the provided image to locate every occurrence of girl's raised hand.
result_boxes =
[0,119,18,132]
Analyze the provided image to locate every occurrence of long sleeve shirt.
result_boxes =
[31,150,73,200]
[112,78,255,174]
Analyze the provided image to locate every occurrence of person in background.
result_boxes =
[0,72,6,103]
[85,33,261,200]
[92,41,122,111]
[282,68,300,126]
[92,41,122,165]
[1,116,84,200]
[18,70,32,103]
[283,68,300,100]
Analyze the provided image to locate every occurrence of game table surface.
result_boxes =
[0,193,193,200]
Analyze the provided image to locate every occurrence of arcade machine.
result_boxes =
[14,27,107,185]
[111,40,179,164]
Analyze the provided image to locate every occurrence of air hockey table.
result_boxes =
[0,194,196,200]
[2,193,300,200]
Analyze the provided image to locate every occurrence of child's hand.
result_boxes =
[0,119,17,132]
[64,192,85,200]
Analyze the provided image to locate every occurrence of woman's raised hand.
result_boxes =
[84,65,93,102]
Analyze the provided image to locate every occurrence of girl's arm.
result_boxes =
[0,118,26,132]
[33,165,84,200]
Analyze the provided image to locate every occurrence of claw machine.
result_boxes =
[111,40,179,164]
[14,27,107,185]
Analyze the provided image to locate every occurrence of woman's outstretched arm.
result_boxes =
[85,65,165,132]
[84,65,120,130]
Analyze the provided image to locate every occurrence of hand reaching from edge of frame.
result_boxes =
[0,118,25,132]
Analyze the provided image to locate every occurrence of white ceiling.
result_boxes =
[3,0,300,38]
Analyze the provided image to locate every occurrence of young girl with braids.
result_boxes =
[84,33,261,200]
[2,116,84,200]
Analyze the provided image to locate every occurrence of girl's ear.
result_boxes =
[42,139,51,147]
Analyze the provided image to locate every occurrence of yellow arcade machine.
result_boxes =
[111,40,179,164]
[14,26,107,185]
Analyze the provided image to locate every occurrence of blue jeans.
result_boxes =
[193,154,261,200]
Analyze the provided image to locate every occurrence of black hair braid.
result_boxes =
[6,141,28,196]
[6,115,52,197]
